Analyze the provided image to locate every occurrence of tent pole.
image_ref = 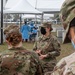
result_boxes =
[41,13,44,23]
[35,14,37,26]
[0,0,3,44]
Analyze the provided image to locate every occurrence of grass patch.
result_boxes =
[57,43,74,61]
[0,42,74,62]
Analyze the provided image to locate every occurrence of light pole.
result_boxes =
[0,0,3,44]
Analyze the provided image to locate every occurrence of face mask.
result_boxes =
[71,36,75,49]
[40,27,46,35]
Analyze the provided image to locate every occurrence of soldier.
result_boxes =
[51,0,75,75]
[33,22,61,74]
[0,25,43,75]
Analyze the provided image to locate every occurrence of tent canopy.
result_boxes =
[4,0,65,14]
[27,0,65,13]
[5,0,19,9]
[4,0,42,14]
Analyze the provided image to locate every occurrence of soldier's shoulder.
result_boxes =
[17,50,39,62]
[51,34,60,44]
[0,50,14,57]
[50,34,57,40]
[37,35,43,41]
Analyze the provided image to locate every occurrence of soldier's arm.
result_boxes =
[46,38,61,58]
[31,52,44,75]
[55,58,66,69]
[51,58,66,75]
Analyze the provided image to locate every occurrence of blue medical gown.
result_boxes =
[20,24,30,40]
[32,29,37,34]
[30,24,35,32]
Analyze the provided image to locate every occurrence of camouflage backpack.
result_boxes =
[0,50,38,75]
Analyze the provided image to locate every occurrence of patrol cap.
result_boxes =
[4,25,19,35]
[60,0,75,43]
[41,22,53,31]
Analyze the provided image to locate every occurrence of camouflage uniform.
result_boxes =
[51,52,75,75]
[0,25,43,75]
[51,0,75,75]
[33,31,61,74]
[0,47,43,75]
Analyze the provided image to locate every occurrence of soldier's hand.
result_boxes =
[35,50,41,54]
[39,54,47,60]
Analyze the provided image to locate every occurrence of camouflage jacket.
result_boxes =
[33,34,61,59]
[0,47,43,75]
[51,52,75,75]
[33,34,61,72]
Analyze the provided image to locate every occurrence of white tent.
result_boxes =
[27,0,65,13]
[44,14,54,17]
[43,14,54,20]
[4,0,42,14]
[5,0,65,14]
[5,0,19,9]
[22,14,40,19]
[22,14,54,19]
[0,0,7,12]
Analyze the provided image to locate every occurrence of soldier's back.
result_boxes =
[0,49,43,75]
